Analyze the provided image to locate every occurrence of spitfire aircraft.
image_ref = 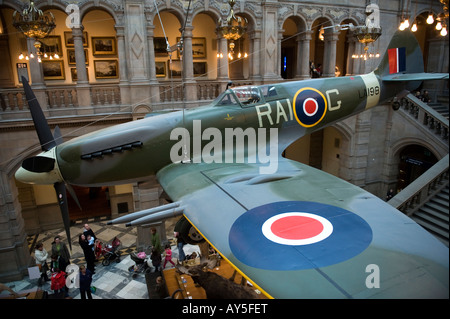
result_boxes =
[15,29,448,298]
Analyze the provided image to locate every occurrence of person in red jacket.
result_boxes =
[50,268,66,297]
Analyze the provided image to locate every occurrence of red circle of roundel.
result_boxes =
[262,212,333,245]
[228,201,373,271]
[271,215,322,239]
[303,98,319,116]
[293,88,327,127]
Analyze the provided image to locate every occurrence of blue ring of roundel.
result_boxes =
[293,88,327,127]
[228,201,373,270]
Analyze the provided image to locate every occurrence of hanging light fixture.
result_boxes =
[352,5,382,60]
[408,0,448,36]
[12,1,59,62]
[12,1,56,39]
[217,0,248,60]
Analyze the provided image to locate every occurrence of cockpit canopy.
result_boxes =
[213,85,279,107]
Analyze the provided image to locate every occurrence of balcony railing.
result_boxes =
[0,80,232,121]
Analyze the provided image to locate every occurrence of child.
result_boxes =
[163,244,175,269]
[50,268,66,297]
[151,248,162,272]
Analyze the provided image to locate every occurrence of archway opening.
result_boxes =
[397,144,438,191]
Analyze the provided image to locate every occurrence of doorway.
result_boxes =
[397,145,438,191]
[67,186,111,220]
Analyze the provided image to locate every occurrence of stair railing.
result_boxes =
[388,154,449,216]
[399,94,449,144]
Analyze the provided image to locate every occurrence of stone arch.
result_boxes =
[281,15,308,79]
[1,1,25,12]
[36,0,68,13]
[79,1,121,24]
[191,7,221,25]
[133,104,152,119]
[391,137,442,161]
[153,5,186,27]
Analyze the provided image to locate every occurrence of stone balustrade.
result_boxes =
[400,94,449,143]
[388,154,449,216]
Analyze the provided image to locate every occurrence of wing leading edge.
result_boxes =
[157,158,448,299]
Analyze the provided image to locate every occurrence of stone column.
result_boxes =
[0,172,32,282]
[72,27,88,84]
[72,27,92,109]
[26,38,47,113]
[296,30,312,79]
[216,32,230,92]
[261,0,282,82]
[345,33,357,76]
[27,38,45,88]
[217,33,229,81]
[115,24,131,105]
[249,30,262,83]
[125,1,150,105]
[181,25,196,101]
[145,24,160,104]
[323,31,339,77]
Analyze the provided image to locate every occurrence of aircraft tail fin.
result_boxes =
[374,29,448,91]
[374,29,424,79]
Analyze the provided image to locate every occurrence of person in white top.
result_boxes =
[34,242,50,285]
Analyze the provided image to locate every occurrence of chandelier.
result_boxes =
[13,1,58,62]
[401,0,448,36]
[13,1,56,39]
[217,0,248,59]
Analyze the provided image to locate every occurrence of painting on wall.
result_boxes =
[155,61,166,77]
[94,60,118,79]
[42,60,65,80]
[64,31,88,47]
[168,60,182,77]
[193,62,207,77]
[177,37,206,58]
[40,36,63,57]
[92,37,116,55]
[70,67,89,81]
[154,37,168,56]
[67,49,88,65]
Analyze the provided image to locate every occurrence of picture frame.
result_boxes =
[64,31,88,47]
[92,37,116,55]
[155,61,166,77]
[17,63,29,83]
[193,62,207,77]
[42,60,65,80]
[67,49,88,65]
[94,60,119,79]
[70,67,89,81]
[39,36,63,57]
[177,37,206,58]
[154,37,168,56]
[168,60,182,78]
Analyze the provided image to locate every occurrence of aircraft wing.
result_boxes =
[157,158,449,299]
[381,72,449,81]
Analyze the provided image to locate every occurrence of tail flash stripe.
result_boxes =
[388,47,406,74]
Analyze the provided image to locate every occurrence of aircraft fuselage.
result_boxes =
[17,72,387,187]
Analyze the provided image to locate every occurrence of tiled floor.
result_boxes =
[1,215,199,299]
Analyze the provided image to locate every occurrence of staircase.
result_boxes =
[388,154,449,247]
[429,95,449,120]
[411,184,449,247]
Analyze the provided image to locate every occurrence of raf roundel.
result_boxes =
[293,87,327,127]
[228,201,373,271]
